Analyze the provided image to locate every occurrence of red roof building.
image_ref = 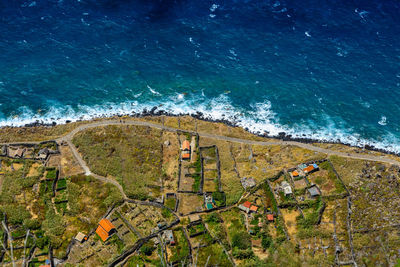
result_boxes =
[243,201,252,209]
[267,214,274,221]
[96,218,116,242]
[250,205,258,212]
[303,165,315,173]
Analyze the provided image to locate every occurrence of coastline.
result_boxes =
[0,106,399,157]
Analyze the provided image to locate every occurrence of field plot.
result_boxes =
[352,228,400,266]
[72,125,163,199]
[192,243,232,266]
[343,161,400,230]
[62,233,122,266]
[177,193,203,215]
[216,140,244,206]
[166,227,190,264]
[308,161,346,196]
[115,202,176,237]
[280,208,300,239]
[162,132,180,191]
[201,145,220,192]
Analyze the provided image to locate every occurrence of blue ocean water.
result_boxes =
[0,0,399,152]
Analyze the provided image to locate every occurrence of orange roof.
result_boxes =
[99,218,115,233]
[304,165,314,173]
[250,205,258,212]
[96,225,109,242]
[182,151,190,159]
[267,214,274,221]
[292,170,299,177]
[243,201,252,208]
[182,140,190,151]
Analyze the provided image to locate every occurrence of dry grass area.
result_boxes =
[162,132,180,191]
[281,208,300,239]
[215,140,243,205]
[27,162,42,177]
[252,144,326,178]
[73,125,163,199]
[178,193,203,215]
[59,144,85,177]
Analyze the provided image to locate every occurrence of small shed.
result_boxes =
[267,214,274,222]
[307,185,321,198]
[74,232,87,243]
[250,205,258,213]
[291,170,299,177]
[281,181,293,196]
[37,148,49,160]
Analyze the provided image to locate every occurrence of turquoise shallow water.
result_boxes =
[0,0,400,152]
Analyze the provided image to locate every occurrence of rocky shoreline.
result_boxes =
[3,106,398,157]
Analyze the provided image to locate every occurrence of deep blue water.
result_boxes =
[1,0,400,152]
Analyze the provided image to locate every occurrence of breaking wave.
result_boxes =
[1,94,399,154]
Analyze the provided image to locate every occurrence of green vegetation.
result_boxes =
[319,161,346,194]
[165,197,176,211]
[188,223,206,236]
[190,152,202,192]
[46,168,57,180]
[169,228,190,263]
[212,191,226,206]
[57,178,67,189]
[161,207,173,219]
[194,243,232,266]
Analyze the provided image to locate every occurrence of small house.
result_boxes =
[163,230,175,245]
[238,201,252,213]
[307,185,321,198]
[37,148,49,160]
[96,218,116,242]
[181,140,191,160]
[204,194,214,210]
[250,205,258,213]
[281,181,293,196]
[291,170,299,177]
[267,214,274,222]
[74,232,87,243]
[240,177,256,189]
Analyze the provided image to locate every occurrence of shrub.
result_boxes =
[232,247,254,259]
[46,169,57,180]
[23,218,41,230]
[140,243,155,256]
[212,191,226,206]
[261,233,273,249]
[231,231,251,250]
[206,213,220,224]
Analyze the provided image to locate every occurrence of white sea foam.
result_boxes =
[378,116,387,126]
[210,4,219,12]
[147,85,161,96]
[1,94,399,154]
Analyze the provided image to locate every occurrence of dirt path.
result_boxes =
[54,119,400,167]
[65,139,127,199]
